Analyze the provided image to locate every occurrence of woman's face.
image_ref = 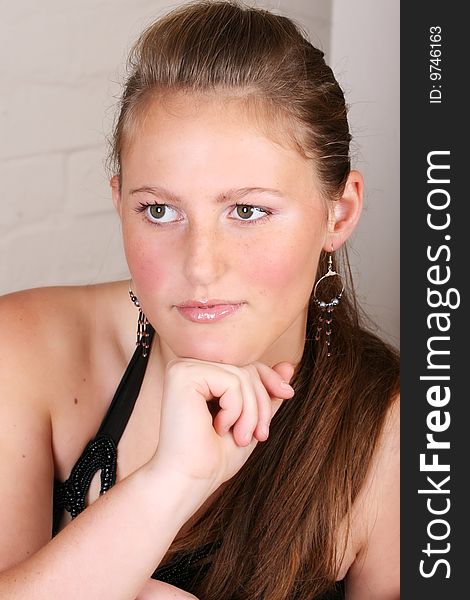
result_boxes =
[114,93,329,366]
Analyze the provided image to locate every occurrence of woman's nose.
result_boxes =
[183,223,226,286]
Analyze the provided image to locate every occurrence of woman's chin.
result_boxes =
[166,339,261,366]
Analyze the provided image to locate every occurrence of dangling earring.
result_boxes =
[313,246,344,357]
[128,282,151,357]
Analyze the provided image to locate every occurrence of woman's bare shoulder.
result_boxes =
[0,280,128,331]
[1,285,88,343]
[346,395,400,598]
[0,281,129,394]
[0,282,125,569]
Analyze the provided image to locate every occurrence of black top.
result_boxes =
[53,328,157,533]
[52,327,345,599]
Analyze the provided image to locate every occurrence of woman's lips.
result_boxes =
[175,300,244,323]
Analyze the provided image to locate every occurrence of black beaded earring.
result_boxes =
[128,282,151,357]
[313,247,344,357]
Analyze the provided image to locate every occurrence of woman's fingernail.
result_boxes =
[280,381,294,392]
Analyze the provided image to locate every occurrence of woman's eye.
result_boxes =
[231,204,268,222]
[145,203,180,223]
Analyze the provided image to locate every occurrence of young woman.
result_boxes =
[0,2,399,599]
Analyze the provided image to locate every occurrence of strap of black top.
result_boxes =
[96,325,155,444]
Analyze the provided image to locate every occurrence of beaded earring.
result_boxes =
[313,247,344,357]
[128,283,151,357]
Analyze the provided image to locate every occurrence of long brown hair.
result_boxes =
[109,2,399,598]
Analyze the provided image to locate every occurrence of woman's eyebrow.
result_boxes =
[129,185,286,203]
[215,187,286,203]
[129,186,181,203]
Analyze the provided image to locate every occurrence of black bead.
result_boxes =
[53,434,117,521]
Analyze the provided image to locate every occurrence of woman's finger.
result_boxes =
[212,380,244,436]
[249,368,274,442]
[254,361,295,401]
[271,361,296,385]
[230,367,260,447]
[212,361,295,445]
[254,361,295,424]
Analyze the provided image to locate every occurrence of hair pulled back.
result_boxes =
[110,3,398,599]
[110,0,351,201]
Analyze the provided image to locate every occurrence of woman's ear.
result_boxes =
[324,170,363,251]
[110,175,122,217]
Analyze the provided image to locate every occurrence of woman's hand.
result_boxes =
[135,578,198,599]
[152,359,294,494]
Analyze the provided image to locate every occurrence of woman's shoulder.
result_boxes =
[346,394,400,597]
[0,281,130,402]
[363,393,400,489]
[0,285,82,377]
[0,279,129,332]
[350,328,400,538]
[1,281,120,347]
[1,284,89,343]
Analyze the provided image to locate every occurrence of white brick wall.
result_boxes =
[0,0,169,294]
[0,0,331,296]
